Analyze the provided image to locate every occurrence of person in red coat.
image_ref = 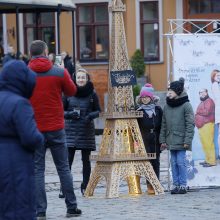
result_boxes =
[29,40,81,219]
[195,89,216,167]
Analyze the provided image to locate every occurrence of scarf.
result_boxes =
[166,95,189,107]
[75,81,94,97]
[139,103,156,118]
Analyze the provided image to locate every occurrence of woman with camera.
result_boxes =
[61,64,101,197]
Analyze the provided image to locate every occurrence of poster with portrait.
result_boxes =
[173,34,220,188]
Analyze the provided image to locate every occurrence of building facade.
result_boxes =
[1,0,220,109]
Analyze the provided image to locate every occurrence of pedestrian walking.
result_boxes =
[211,69,220,159]
[160,78,195,194]
[61,51,74,77]
[0,60,44,220]
[61,63,101,196]
[137,83,163,195]
[2,45,15,66]
[29,40,82,219]
[195,89,216,167]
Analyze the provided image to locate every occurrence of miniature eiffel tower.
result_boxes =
[85,0,164,198]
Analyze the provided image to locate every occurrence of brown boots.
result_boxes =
[147,184,155,195]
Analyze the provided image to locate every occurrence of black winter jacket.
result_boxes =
[64,55,74,77]
[137,106,163,155]
[63,81,101,150]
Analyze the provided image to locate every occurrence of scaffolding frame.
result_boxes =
[164,19,220,190]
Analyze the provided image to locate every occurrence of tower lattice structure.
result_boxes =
[84,0,164,198]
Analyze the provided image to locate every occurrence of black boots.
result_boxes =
[81,183,86,196]
[66,208,82,217]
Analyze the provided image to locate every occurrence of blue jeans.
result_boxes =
[170,150,187,187]
[35,129,77,214]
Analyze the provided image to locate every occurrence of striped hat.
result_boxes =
[139,83,154,99]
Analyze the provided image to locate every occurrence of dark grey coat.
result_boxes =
[63,88,101,151]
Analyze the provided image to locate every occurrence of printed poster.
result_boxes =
[173,34,220,187]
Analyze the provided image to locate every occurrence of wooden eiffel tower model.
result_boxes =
[85,0,164,198]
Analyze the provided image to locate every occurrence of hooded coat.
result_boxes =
[0,60,44,220]
[29,56,77,132]
[159,91,195,151]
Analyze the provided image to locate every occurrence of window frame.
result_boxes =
[184,0,220,19]
[23,12,55,54]
[76,3,109,63]
[140,1,160,62]
[135,0,163,64]
[183,0,220,33]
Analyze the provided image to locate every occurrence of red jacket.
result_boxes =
[29,57,77,132]
[195,97,215,129]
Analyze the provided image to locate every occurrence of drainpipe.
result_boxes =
[57,4,62,54]
[2,14,8,54]
[72,10,76,74]
[15,6,20,59]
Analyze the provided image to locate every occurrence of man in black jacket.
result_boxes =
[61,51,74,77]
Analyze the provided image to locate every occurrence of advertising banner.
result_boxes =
[173,34,220,187]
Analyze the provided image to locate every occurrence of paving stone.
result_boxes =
[43,136,220,220]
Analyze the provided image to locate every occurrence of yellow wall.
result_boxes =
[124,0,137,58]
[149,0,176,90]
[60,12,73,56]
[6,14,16,51]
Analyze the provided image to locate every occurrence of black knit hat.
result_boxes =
[169,78,185,96]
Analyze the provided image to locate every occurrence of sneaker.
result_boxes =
[66,208,82,217]
[170,186,179,194]
[203,163,216,167]
[178,186,187,194]
[199,161,207,165]
[37,212,46,220]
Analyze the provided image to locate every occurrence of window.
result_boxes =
[23,13,55,54]
[76,3,109,62]
[191,23,207,33]
[140,1,159,62]
[184,0,220,33]
[189,0,220,15]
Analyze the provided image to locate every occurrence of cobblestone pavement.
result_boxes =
[44,136,220,220]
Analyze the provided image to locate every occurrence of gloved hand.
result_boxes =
[160,143,167,151]
[183,144,189,149]
[71,111,80,119]
[84,115,91,123]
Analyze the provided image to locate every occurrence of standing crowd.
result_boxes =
[0,40,196,220]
